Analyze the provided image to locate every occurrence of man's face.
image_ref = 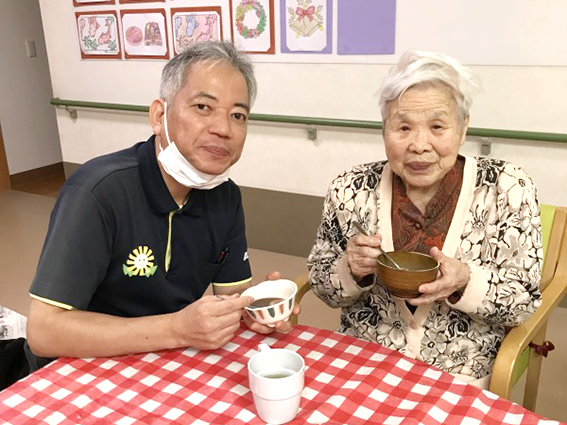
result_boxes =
[160,61,250,176]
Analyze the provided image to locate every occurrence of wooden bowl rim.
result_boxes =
[377,251,439,272]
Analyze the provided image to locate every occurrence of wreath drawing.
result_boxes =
[235,0,266,39]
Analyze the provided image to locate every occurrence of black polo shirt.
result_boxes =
[29,136,251,317]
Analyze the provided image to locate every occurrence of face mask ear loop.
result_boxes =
[161,101,173,153]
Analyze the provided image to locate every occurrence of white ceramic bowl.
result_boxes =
[242,279,297,326]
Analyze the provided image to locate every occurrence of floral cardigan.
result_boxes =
[307,156,542,385]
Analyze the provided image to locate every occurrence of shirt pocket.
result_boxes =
[198,260,222,285]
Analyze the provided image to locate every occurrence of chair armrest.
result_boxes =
[293,271,311,304]
[489,267,567,397]
[290,271,310,325]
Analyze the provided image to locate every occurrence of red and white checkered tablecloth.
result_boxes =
[0,324,563,425]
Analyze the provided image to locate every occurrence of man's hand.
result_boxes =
[172,294,253,350]
[347,233,383,281]
[242,270,302,334]
[408,247,470,306]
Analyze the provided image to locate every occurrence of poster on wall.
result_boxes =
[74,0,114,5]
[75,11,121,59]
[119,0,164,3]
[281,0,331,54]
[337,0,395,55]
[171,7,223,56]
[120,9,169,59]
[229,0,275,54]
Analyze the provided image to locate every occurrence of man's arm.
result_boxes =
[27,294,253,358]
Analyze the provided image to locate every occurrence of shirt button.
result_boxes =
[410,322,418,330]
[408,344,415,351]
[415,223,422,229]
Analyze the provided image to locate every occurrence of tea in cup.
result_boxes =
[248,344,304,424]
[242,279,297,326]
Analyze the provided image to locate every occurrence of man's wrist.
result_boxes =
[168,310,188,349]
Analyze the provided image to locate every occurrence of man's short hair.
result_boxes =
[159,41,257,107]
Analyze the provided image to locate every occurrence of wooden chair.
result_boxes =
[292,205,567,411]
[490,205,567,410]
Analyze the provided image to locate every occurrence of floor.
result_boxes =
[1,180,566,422]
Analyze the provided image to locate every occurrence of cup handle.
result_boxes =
[258,343,271,353]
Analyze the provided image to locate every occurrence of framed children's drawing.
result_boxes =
[281,0,332,54]
[119,0,164,3]
[120,9,169,60]
[75,11,121,59]
[73,0,115,6]
[171,7,223,56]
[229,0,275,54]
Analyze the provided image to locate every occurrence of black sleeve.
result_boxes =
[29,185,113,310]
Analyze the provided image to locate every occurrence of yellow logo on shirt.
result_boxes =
[123,246,157,277]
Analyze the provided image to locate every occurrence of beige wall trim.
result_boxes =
[63,162,81,179]
[240,186,324,258]
[11,162,64,187]
[0,125,11,191]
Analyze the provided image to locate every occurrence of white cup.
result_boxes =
[248,344,305,424]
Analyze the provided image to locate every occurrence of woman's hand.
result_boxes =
[408,246,470,306]
[346,233,383,282]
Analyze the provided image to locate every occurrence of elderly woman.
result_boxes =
[307,51,542,389]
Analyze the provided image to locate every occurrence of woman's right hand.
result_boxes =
[346,232,383,281]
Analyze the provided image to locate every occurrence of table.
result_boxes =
[0,324,562,425]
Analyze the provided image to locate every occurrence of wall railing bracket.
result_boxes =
[65,106,78,120]
[307,127,317,141]
[481,138,492,155]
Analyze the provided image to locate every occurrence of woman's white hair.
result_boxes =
[379,51,480,124]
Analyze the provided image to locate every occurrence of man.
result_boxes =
[25,41,296,371]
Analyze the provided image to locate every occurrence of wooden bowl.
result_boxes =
[376,252,439,298]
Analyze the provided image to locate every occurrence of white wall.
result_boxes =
[40,0,567,205]
[0,0,62,174]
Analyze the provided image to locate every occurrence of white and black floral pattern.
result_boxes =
[308,157,542,380]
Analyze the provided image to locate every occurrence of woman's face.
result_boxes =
[383,85,468,194]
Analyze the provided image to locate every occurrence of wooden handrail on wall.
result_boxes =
[50,97,567,145]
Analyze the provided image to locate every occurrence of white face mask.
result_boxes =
[157,102,229,190]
